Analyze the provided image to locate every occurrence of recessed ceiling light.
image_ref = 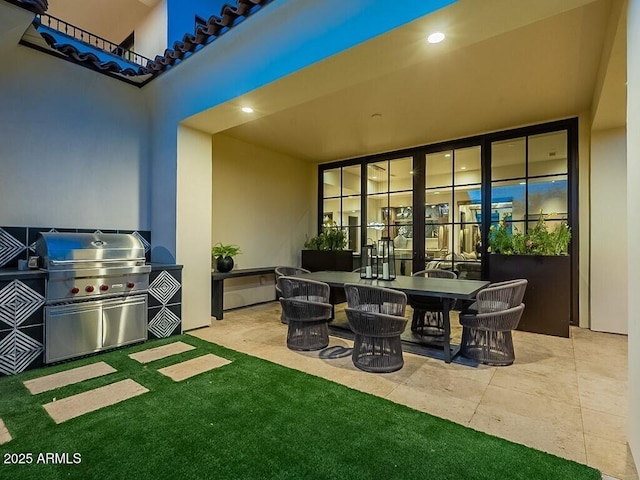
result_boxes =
[241,107,254,113]
[372,176,377,179]
[409,170,414,175]
[434,191,440,195]
[460,166,467,170]
[519,182,526,185]
[427,32,445,44]
[444,153,451,158]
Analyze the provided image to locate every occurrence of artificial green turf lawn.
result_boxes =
[0,335,600,480]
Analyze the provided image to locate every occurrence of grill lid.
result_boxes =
[35,232,147,269]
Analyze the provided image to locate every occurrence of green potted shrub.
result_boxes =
[301,220,352,272]
[488,212,571,255]
[488,211,572,337]
[212,243,242,273]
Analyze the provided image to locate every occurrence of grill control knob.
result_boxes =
[71,287,80,294]
[85,285,94,293]
[100,284,109,292]
[127,282,135,288]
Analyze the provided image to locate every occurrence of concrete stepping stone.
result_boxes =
[43,379,148,424]
[23,362,116,395]
[128,341,195,364]
[0,418,12,445]
[158,354,231,382]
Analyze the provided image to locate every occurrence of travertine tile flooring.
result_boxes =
[189,301,638,480]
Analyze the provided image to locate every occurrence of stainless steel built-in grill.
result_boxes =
[35,232,151,363]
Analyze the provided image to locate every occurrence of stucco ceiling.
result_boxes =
[43,0,626,163]
[183,0,625,163]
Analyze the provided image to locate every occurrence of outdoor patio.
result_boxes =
[190,302,637,480]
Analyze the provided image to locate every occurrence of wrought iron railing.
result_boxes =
[36,14,152,68]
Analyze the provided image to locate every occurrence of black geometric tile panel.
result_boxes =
[148,270,182,308]
[0,227,27,268]
[147,304,182,339]
[0,279,45,329]
[0,327,44,375]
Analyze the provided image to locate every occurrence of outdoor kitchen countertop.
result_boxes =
[148,263,183,270]
[0,268,47,280]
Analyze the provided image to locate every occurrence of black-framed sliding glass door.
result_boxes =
[316,118,577,322]
[411,145,483,278]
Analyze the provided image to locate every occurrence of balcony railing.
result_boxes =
[36,14,151,69]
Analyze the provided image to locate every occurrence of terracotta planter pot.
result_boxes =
[488,254,570,337]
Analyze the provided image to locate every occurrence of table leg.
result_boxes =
[211,278,224,320]
[442,298,452,363]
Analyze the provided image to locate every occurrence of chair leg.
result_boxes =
[351,333,404,373]
[460,326,516,366]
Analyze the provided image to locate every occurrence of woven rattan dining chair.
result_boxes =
[275,266,311,323]
[278,276,332,351]
[459,279,528,365]
[409,269,457,338]
[344,284,408,373]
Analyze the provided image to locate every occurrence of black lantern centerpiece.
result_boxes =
[377,237,396,280]
[360,244,376,279]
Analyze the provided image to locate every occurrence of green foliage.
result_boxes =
[304,219,347,250]
[488,211,571,256]
[211,242,242,259]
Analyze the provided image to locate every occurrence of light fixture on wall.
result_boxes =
[427,32,445,44]
[241,107,254,113]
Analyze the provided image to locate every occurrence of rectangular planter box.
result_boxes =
[301,250,353,273]
[488,254,570,337]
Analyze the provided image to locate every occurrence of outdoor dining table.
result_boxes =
[295,271,489,363]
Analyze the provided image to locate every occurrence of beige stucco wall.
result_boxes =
[590,127,628,334]
[627,0,640,468]
[211,133,316,310]
[578,112,592,328]
[176,125,212,330]
[133,0,168,60]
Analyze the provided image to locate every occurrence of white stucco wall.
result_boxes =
[628,0,640,470]
[0,45,151,230]
[176,125,212,330]
[211,133,316,311]
[591,127,627,334]
[145,0,454,322]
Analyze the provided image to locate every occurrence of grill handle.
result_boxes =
[49,258,147,265]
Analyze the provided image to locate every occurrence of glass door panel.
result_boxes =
[527,175,568,219]
[342,165,361,195]
[492,137,525,180]
[454,146,481,185]
[323,168,341,197]
[426,151,452,188]
[367,162,389,194]
[528,131,568,177]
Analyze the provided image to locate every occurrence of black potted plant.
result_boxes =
[488,211,572,337]
[212,243,242,273]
